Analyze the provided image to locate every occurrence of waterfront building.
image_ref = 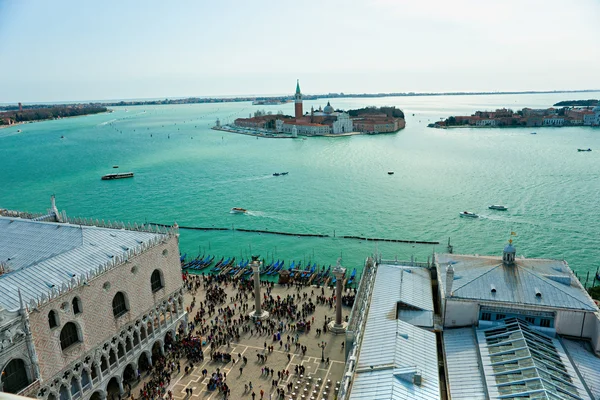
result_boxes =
[475,118,497,126]
[543,115,565,126]
[235,80,355,136]
[593,105,600,126]
[342,242,600,400]
[0,198,186,400]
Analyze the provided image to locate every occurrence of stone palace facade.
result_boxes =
[0,197,187,400]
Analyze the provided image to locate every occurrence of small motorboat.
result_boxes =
[459,211,479,218]
[577,148,592,152]
[112,165,119,169]
[230,207,247,214]
[60,135,65,139]
[273,173,281,176]
[281,172,289,175]
[17,129,22,133]
[489,205,507,211]
[388,171,394,175]
[530,132,537,135]
[101,172,134,180]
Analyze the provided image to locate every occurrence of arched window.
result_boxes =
[1,358,30,393]
[48,310,59,329]
[81,370,90,390]
[117,343,125,359]
[60,322,80,350]
[59,385,69,400]
[72,297,82,315]
[112,292,128,318]
[100,356,109,373]
[109,349,117,366]
[150,269,164,292]
[70,376,79,397]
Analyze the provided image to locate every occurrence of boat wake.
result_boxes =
[245,210,291,221]
[0,131,22,139]
[97,118,118,126]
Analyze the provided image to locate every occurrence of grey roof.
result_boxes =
[443,328,487,400]
[378,263,434,327]
[437,253,598,312]
[0,217,165,311]
[349,264,439,400]
[562,339,600,400]
[477,318,591,400]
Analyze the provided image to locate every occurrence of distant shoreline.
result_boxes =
[0,111,109,130]
[2,89,598,110]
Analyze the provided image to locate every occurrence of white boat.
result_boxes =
[17,129,22,133]
[230,207,247,214]
[459,211,479,218]
[489,205,507,211]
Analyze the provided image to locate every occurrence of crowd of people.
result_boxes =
[126,270,349,399]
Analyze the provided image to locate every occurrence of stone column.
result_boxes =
[329,265,348,334]
[249,256,269,320]
[76,377,83,396]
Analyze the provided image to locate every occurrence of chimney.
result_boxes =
[445,265,454,297]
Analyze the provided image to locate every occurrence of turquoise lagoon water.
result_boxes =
[1,92,599,281]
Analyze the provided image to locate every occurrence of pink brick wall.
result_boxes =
[28,236,182,380]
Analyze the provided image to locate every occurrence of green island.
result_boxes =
[0,105,108,126]
[553,99,599,107]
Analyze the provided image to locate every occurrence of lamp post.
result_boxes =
[319,341,327,363]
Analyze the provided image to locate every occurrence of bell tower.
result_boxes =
[294,79,303,119]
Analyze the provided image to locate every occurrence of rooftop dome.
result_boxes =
[593,104,600,112]
[323,101,334,114]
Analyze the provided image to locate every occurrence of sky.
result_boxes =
[0,0,599,102]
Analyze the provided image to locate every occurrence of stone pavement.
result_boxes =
[168,280,349,400]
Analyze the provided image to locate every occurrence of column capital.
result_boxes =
[332,266,346,279]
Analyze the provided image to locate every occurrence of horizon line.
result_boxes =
[2,89,599,106]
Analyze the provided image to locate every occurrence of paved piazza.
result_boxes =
[166,276,349,400]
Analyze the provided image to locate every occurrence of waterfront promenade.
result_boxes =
[146,274,349,400]
[212,125,363,139]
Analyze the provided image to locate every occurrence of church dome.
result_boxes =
[323,101,334,114]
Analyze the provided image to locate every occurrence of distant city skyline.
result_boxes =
[0,0,599,103]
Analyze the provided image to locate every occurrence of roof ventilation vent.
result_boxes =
[535,288,542,298]
[413,373,422,386]
[490,284,497,294]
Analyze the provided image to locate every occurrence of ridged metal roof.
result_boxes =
[349,264,439,400]
[443,328,487,400]
[437,253,598,312]
[0,217,165,311]
[562,339,600,400]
